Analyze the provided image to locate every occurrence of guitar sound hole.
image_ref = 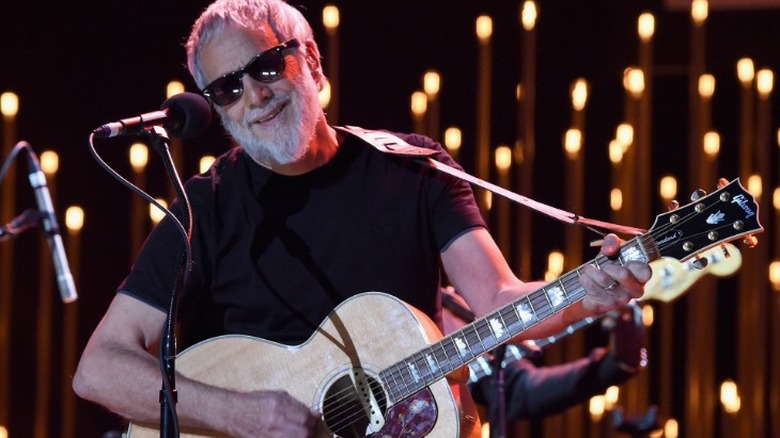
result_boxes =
[321,374,387,438]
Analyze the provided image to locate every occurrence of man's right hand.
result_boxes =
[224,390,320,437]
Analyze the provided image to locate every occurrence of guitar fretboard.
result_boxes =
[379,235,659,404]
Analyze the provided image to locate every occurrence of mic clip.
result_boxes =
[0,208,45,242]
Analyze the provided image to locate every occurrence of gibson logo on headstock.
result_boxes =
[731,194,756,219]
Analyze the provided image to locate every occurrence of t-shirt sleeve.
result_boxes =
[394,132,487,251]
[117,203,191,312]
[117,174,213,312]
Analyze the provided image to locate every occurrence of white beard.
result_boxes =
[219,73,321,167]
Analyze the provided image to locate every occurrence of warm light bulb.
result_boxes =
[609,139,623,164]
[757,69,774,98]
[642,304,654,327]
[166,81,185,98]
[495,146,512,173]
[319,80,331,108]
[720,379,741,414]
[65,206,85,233]
[748,174,762,199]
[444,127,462,154]
[737,58,755,84]
[703,131,720,158]
[637,13,655,42]
[691,0,708,24]
[605,386,620,410]
[199,155,216,174]
[571,78,588,111]
[149,198,169,224]
[564,128,582,157]
[664,419,679,438]
[1,92,19,118]
[521,1,538,31]
[41,150,59,175]
[699,74,715,99]
[476,15,493,41]
[547,251,564,277]
[410,91,427,119]
[423,70,441,98]
[769,260,780,291]
[323,5,340,31]
[625,68,645,98]
[659,176,678,201]
[589,395,606,421]
[129,143,149,173]
[616,124,634,150]
[610,188,623,211]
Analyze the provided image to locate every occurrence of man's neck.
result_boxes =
[262,120,340,176]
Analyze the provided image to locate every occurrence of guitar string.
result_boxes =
[315,193,745,432]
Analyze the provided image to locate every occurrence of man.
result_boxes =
[72,1,651,437]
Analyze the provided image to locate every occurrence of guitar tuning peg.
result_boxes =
[667,200,680,211]
[690,189,707,201]
[717,178,729,188]
[743,235,759,248]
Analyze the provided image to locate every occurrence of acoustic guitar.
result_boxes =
[128,179,761,438]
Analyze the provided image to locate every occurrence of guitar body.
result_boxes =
[127,292,479,438]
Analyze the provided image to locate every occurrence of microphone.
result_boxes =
[24,145,78,303]
[92,92,212,140]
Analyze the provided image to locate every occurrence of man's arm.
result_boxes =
[73,294,318,437]
[441,228,650,340]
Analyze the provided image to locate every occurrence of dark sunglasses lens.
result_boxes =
[246,50,285,83]
[208,75,243,106]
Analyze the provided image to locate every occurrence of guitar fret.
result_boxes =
[418,348,442,383]
[514,296,536,327]
[441,336,461,371]
[383,364,405,402]
[463,325,483,358]
[499,305,524,335]
[488,311,510,343]
[530,291,552,320]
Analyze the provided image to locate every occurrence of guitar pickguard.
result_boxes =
[367,389,437,438]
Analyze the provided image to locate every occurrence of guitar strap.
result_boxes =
[336,125,646,237]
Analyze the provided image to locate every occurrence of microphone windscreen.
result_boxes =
[161,92,212,140]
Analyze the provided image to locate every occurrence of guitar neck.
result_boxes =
[380,234,660,403]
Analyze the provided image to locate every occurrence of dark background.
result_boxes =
[2,1,780,436]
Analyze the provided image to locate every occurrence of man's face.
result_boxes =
[199,23,321,168]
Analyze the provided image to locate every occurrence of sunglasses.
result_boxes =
[202,39,300,106]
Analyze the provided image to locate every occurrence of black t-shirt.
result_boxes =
[119,130,485,348]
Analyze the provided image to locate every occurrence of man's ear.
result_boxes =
[303,39,324,88]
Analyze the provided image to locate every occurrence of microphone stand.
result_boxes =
[143,126,193,438]
[491,345,508,438]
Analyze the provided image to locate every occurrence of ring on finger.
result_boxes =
[604,280,619,292]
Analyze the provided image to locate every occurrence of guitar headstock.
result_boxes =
[648,178,763,262]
